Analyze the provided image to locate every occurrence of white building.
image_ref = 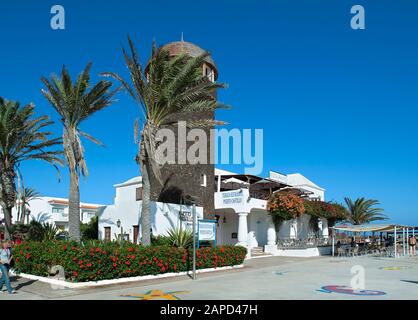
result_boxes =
[98,168,328,256]
[99,177,203,242]
[213,169,328,255]
[1,197,104,231]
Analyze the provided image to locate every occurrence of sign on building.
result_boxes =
[198,220,217,246]
[222,191,243,205]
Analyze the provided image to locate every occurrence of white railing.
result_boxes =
[277,237,330,249]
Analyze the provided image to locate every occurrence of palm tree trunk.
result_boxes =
[3,206,13,240]
[0,168,16,240]
[140,158,151,246]
[16,204,20,222]
[68,170,81,241]
[19,203,26,224]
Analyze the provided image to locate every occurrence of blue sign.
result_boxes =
[197,219,217,247]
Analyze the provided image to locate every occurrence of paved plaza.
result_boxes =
[1,255,418,300]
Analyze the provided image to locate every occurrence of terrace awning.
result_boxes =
[222,177,249,185]
[330,224,408,233]
[274,186,314,197]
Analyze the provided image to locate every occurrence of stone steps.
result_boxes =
[251,247,272,257]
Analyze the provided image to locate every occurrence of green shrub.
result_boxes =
[26,220,44,241]
[151,235,171,247]
[12,241,247,283]
[42,222,59,240]
[81,216,98,241]
[166,227,194,248]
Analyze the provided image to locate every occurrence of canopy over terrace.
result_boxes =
[330,223,417,258]
[331,224,408,233]
[216,173,315,200]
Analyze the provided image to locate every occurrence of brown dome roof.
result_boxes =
[147,41,218,80]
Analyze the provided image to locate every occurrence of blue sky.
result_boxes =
[1,0,417,224]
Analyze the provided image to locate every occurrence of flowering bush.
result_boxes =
[267,192,305,221]
[12,241,247,283]
[304,200,347,222]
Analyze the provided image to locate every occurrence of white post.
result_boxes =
[265,215,277,255]
[192,204,196,280]
[267,216,276,245]
[403,228,406,256]
[394,226,397,258]
[332,233,335,257]
[237,212,249,247]
[290,219,298,239]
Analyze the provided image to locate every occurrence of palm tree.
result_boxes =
[16,187,40,224]
[41,63,117,241]
[103,37,228,245]
[344,197,387,225]
[0,98,62,239]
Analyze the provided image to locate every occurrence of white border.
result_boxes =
[10,264,244,289]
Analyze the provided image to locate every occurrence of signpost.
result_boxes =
[192,204,196,280]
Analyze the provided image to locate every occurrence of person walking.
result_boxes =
[408,235,417,256]
[0,240,16,294]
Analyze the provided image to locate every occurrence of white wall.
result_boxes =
[248,210,268,247]
[275,215,329,240]
[99,178,203,242]
[215,210,238,245]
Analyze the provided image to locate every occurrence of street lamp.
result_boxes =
[116,219,121,228]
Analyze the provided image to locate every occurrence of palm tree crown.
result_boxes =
[344,197,387,225]
[41,63,117,177]
[0,98,62,238]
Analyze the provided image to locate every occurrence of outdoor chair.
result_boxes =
[337,247,345,257]
[352,246,359,257]
[345,247,352,257]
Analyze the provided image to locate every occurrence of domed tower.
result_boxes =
[147,40,217,217]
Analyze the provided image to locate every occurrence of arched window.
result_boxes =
[203,64,214,82]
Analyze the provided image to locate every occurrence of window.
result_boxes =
[200,174,207,187]
[136,187,143,201]
[52,207,64,214]
[81,210,94,221]
[104,227,111,242]
[203,64,214,82]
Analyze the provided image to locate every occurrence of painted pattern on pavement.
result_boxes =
[318,285,386,296]
[121,289,190,300]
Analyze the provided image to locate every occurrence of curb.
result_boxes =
[10,264,244,289]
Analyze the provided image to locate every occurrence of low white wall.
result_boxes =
[12,264,244,289]
[265,245,332,257]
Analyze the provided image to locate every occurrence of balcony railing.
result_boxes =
[248,190,271,200]
[277,237,331,249]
